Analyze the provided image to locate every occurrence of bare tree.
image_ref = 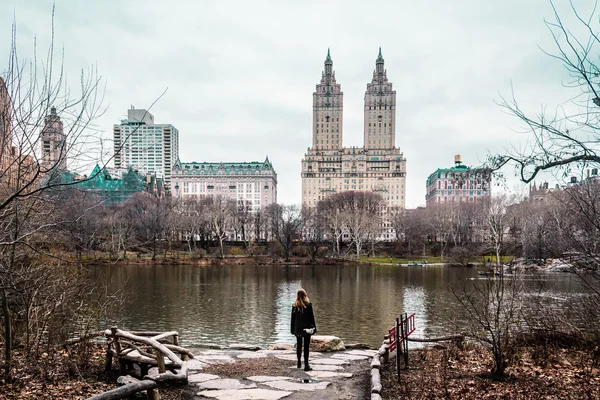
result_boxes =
[234,200,254,251]
[301,206,325,262]
[451,273,525,376]
[207,195,235,259]
[268,204,302,262]
[489,1,600,182]
[318,197,347,257]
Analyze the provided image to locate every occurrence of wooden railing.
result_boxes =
[87,327,192,400]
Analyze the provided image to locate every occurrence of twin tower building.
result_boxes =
[301,49,407,209]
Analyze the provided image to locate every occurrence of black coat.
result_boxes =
[290,303,317,336]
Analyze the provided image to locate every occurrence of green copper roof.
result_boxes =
[175,156,275,175]
[326,48,331,60]
[378,47,382,58]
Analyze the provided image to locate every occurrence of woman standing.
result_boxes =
[290,288,317,371]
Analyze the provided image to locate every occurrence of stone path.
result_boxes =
[185,347,375,400]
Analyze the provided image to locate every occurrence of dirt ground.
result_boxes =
[380,345,600,400]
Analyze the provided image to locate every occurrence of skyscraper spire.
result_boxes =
[324,48,333,76]
[375,47,384,75]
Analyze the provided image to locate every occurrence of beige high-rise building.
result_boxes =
[40,107,67,171]
[301,49,407,209]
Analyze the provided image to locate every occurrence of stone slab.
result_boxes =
[310,358,349,365]
[347,350,378,357]
[331,354,369,361]
[196,388,292,400]
[187,359,208,371]
[198,379,257,390]
[306,370,353,379]
[189,373,222,384]
[310,364,344,371]
[263,380,330,391]
[246,376,294,382]
[237,352,269,359]
[274,354,299,361]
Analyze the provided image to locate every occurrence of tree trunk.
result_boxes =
[2,289,12,380]
[218,236,224,259]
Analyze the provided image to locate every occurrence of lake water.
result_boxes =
[92,264,588,348]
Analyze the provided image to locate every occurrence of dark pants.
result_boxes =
[296,333,311,366]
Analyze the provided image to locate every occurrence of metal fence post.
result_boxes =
[404,312,409,368]
[395,317,400,381]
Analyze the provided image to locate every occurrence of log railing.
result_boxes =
[87,327,192,400]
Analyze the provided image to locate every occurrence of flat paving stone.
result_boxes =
[246,376,294,382]
[306,370,353,379]
[196,388,292,399]
[187,359,208,371]
[236,352,269,359]
[310,358,349,365]
[331,354,369,361]
[263,380,330,391]
[189,373,221,384]
[274,354,299,361]
[197,379,257,390]
[309,364,344,371]
[346,350,378,357]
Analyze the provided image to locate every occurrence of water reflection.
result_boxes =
[91,265,588,348]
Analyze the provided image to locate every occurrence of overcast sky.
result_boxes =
[1,0,593,207]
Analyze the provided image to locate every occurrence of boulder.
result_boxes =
[308,336,345,352]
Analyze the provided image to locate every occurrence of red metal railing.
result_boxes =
[385,313,415,352]
[384,313,416,378]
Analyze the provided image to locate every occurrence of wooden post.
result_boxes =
[104,342,113,372]
[156,348,166,373]
[395,317,400,381]
[147,388,160,400]
[404,312,409,368]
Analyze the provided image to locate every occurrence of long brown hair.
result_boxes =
[293,288,310,311]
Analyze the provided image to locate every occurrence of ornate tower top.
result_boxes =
[324,48,333,76]
[375,47,385,76]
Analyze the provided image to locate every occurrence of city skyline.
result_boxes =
[0,0,587,207]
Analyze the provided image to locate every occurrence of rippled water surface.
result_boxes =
[92,264,587,348]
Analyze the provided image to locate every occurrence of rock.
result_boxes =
[196,388,293,399]
[371,368,382,393]
[268,344,294,350]
[263,380,330,391]
[229,343,261,351]
[186,359,207,371]
[198,378,257,390]
[309,364,344,371]
[237,352,269,359]
[117,375,139,385]
[310,358,349,365]
[309,336,345,352]
[347,350,378,357]
[247,376,294,382]
[371,394,382,400]
[274,354,300,361]
[331,354,369,361]
[189,373,221,384]
[306,370,353,378]
[147,367,159,375]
